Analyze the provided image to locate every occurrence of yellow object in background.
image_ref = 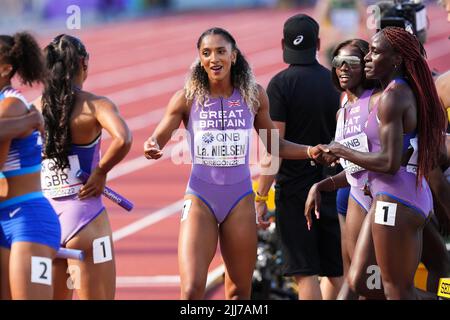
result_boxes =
[252,180,276,212]
[414,263,428,291]
[438,278,450,299]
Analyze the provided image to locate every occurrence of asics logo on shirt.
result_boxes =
[293,35,304,46]
[9,207,21,218]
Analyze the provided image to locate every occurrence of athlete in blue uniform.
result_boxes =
[0,32,61,300]
[0,107,43,141]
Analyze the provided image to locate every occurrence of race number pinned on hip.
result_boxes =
[31,256,52,285]
[406,137,419,175]
[375,201,397,226]
[181,199,192,222]
[93,236,113,264]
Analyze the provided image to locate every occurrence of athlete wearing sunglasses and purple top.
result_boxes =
[323,27,446,299]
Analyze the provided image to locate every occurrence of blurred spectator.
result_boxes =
[314,0,368,65]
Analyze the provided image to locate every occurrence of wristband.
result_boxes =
[307,146,312,159]
[255,192,269,202]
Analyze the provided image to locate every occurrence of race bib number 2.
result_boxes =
[41,155,83,198]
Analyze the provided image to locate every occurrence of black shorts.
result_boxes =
[275,186,343,277]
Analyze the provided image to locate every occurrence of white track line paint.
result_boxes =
[206,265,226,292]
[116,275,180,287]
[107,141,183,181]
[112,199,184,242]
[116,265,226,288]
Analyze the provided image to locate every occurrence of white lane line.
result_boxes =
[103,108,165,140]
[107,140,185,181]
[116,275,180,287]
[206,265,226,292]
[116,265,226,288]
[112,199,184,242]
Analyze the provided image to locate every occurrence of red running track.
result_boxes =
[16,4,450,300]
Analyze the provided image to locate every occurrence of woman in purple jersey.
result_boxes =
[34,34,132,299]
[144,27,329,300]
[306,38,450,299]
[324,27,446,299]
[305,38,382,299]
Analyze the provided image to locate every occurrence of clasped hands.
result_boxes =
[308,141,342,167]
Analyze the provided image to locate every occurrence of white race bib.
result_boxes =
[194,129,249,167]
[339,132,369,174]
[41,155,83,198]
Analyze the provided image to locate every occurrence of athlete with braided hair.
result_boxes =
[144,27,328,300]
[0,32,61,299]
[33,34,132,299]
[324,27,446,299]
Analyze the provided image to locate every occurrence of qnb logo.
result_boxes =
[293,35,304,46]
[202,132,214,144]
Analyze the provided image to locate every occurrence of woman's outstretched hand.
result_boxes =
[310,144,339,166]
[304,183,321,231]
[144,137,163,160]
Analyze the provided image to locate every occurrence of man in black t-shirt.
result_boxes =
[256,14,343,300]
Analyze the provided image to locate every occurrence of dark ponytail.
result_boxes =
[0,32,45,85]
[41,34,88,170]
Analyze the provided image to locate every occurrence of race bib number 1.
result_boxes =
[41,155,83,198]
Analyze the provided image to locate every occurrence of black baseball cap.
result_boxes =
[283,14,319,65]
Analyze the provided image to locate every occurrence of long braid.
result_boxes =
[382,27,446,181]
[41,34,88,170]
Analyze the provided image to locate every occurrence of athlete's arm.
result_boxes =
[255,118,285,229]
[79,97,132,199]
[328,85,409,174]
[0,107,43,141]
[304,171,348,230]
[0,97,30,167]
[144,89,187,160]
